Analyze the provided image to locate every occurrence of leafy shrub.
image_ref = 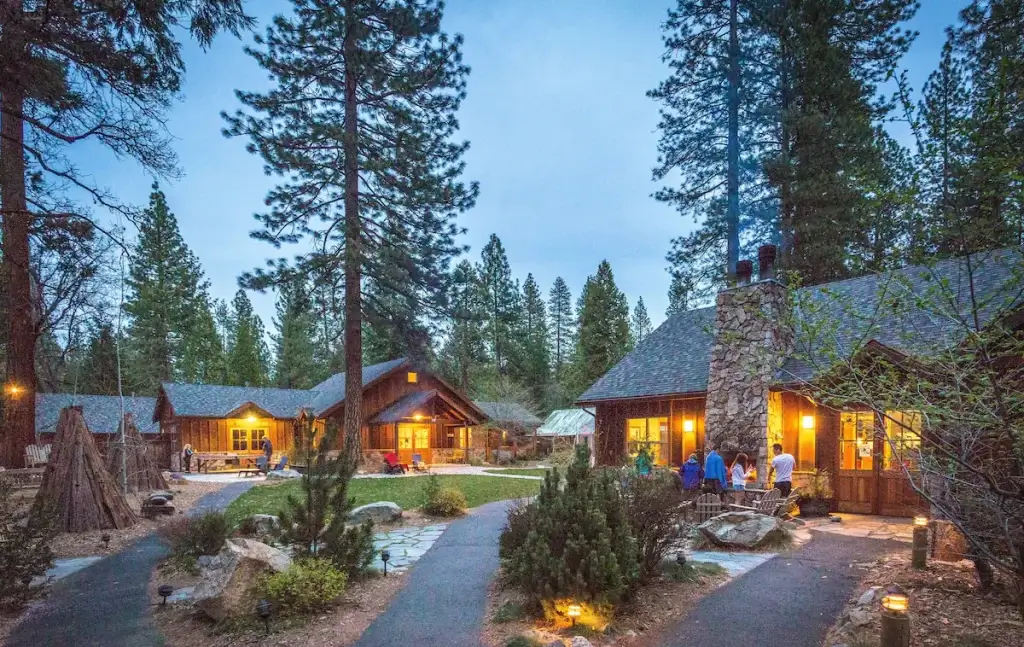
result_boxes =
[623,471,687,581]
[548,445,575,470]
[261,558,347,615]
[422,476,466,517]
[0,478,56,610]
[160,511,229,567]
[499,444,639,609]
[278,420,377,579]
[498,498,535,557]
[801,468,833,499]
[492,601,525,623]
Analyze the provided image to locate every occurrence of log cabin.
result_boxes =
[577,246,1023,516]
[154,358,489,469]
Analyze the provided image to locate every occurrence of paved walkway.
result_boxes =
[808,513,914,543]
[7,482,254,647]
[661,532,899,647]
[354,499,513,647]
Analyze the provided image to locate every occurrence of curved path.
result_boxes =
[661,532,900,647]
[354,499,514,647]
[6,482,254,647]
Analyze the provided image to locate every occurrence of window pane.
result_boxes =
[798,424,815,472]
[415,427,430,449]
[884,411,922,470]
[398,426,413,449]
[232,429,247,451]
[839,412,873,471]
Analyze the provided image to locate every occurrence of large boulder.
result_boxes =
[350,501,403,524]
[193,538,292,621]
[698,511,790,549]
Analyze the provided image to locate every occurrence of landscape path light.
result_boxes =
[880,584,910,647]
[257,598,272,633]
[567,603,581,628]
[912,515,929,569]
[381,548,391,576]
[157,584,174,605]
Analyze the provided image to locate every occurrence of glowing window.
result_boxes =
[884,411,922,470]
[407,372,418,384]
[839,412,875,471]
[626,417,668,465]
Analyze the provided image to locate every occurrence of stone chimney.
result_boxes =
[705,244,791,485]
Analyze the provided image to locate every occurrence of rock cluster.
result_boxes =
[833,585,882,639]
[193,538,292,621]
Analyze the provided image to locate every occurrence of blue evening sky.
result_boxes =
[86,0,968,330]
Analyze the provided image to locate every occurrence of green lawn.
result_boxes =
[225,474,541,526]
[482,468,551,477]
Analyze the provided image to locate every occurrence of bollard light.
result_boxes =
[880,584,910,647]
[158,584,174,605]
[913,515,928,527]
[101,533,111,549]
[567,603,582,628]
[381,549,391,577]
[912,518,929,569]
[257,599,272,633]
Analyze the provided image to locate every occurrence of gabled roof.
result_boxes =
[307,358,409,417]
[537,408,595,437]
[159,383,313,419]
[578,248,1024,403]
[473,401,543,427]
[36,393,159,435]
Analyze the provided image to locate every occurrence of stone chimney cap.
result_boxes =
[736,260,753,286]
[758,244,777,281]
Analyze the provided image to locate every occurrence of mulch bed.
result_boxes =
[481,563,728,647]
[151,568,408,647]
[824,552,1024,647]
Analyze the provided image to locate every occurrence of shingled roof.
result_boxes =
[36,393,159,435]
[578,248,1024,403]
[159,358,410,419]
[473,401,544,427]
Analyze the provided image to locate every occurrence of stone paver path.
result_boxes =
[661,532,900,647]
[33,556,104,585]
[7,482,255,647]
[371,524,448,572]
[809,513,913,543]
[354,500,512,647]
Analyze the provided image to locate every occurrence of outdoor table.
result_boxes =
[194,452,240,473]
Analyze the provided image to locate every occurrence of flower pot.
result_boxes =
[799,498,831,517]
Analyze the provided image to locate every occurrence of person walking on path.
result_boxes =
[681,453,703,493]
[703,448,727,494]
[769,443,795,496]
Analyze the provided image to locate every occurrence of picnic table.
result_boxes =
[193,452,255,473]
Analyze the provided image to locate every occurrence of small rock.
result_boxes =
[350,501,403,524]
[241,514,281,536]
[266,468,302,480]
[857,586,882,606]
[624,630,639,637]
[197,555,214,568]
[569,637,594,647]
[543,641,564,647]
[849,608,873,627]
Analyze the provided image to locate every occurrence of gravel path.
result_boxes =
[6,482,254,647]
[354,499,513,647]
[661,532,900,647]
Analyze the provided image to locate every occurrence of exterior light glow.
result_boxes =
[413,413,423,421]
[913,515,928,527]
[801,415,815,429]
[683,419,695,433]
[881,584,909,614]
[567,603,581,627]
[246,415,257,423]
[407,371,418,383]
[4,383,23,396]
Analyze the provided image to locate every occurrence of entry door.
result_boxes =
[835,412,877,513]
[398,424,432,464]
[877,412,927,517]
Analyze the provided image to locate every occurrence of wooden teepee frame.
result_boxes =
[106,412,168,493]
[36,406,136,532]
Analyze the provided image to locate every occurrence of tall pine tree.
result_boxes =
[226,0,477,450]
[630,297,653,345]
[438,260,488,393]
[570,261,631,397]
[477,234,520,377]
[80,323,120,396]
[124,183,216,393]
[512,274,550,403]
[226,290,269,387]
[547,277,575,377]
[273,277,319,389]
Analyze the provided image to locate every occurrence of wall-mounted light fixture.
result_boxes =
[801,415,815,430]
[683,419,695,433]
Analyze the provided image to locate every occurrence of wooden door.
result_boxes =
[397,423,433,465]
[877,411,927,517]
[835,412,877,513]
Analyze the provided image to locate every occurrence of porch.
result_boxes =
[360,389,478,467]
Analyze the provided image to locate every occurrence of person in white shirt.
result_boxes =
[769,443,796,496]
[730,452,753,504]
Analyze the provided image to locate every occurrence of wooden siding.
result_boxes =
[595,397,705,466]
[176,417,293,455]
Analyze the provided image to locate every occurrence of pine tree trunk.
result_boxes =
[726,0,741,282]
[342,2,363,456]
[0,81,36,469]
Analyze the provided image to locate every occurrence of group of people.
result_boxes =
[679,443,795,500]
[179,436,274,473]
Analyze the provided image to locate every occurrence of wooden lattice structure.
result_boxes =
[35,406,136,532]
[106,413,168,493]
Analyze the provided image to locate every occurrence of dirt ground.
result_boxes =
[151,568,408,647]
[824,552,1024,647]
[482,563,728,647]
[48,479,230,559]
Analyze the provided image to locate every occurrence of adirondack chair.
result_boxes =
[728,488,783,515]
[411,453,430,473]
[775,489,800,518]
[383,452,407,474]
[686,493,724,523]
[24,444,51,468]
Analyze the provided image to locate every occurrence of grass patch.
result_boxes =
[482,468,550,477]
[226,475,540,526]
[662,559,728,583]
[492,601,526,624]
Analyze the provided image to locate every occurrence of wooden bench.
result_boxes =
[0,467,46,489]
[25,444,51,468]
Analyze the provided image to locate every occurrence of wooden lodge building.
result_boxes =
[577,246,1022,516]
[154,358,491,467]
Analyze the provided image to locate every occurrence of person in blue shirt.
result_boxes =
[703,448,728,494]
[681,453,703,492]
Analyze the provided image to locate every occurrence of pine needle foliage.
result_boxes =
[499,443,639,607]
